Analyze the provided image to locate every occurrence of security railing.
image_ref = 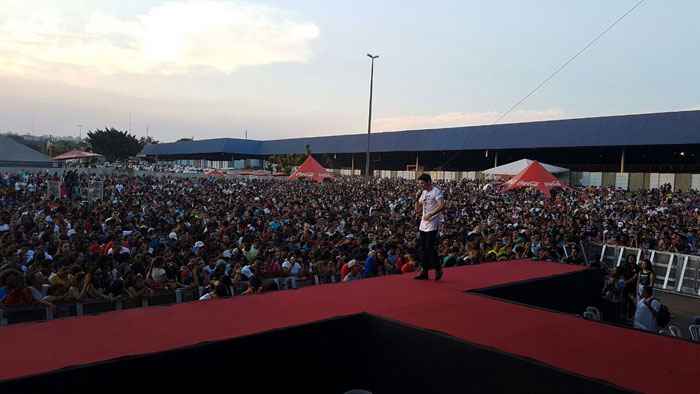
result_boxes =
[0,275,330,327]
[594,244,700,298]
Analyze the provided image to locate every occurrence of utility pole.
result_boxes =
[365,53,379,177]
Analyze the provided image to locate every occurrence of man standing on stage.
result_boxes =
[414,173,446,281]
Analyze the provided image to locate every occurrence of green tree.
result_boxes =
[267,154,306,174]
[5,134,45,154]
[86,128,143,161]
[139,136,159,146]
[48,139,88,157]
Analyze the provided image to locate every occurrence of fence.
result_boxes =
[327,168,700,191]
[0,274,338,327]
[593,244,700,298]
[80,181,104,202]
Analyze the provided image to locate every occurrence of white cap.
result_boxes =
[169,232,178,240]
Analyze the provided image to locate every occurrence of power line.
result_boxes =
[433,0,646,171]
[490,0,646,125]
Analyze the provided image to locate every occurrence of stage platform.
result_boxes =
[0,261,697,393]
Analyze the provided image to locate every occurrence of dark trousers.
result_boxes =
[419,230,440,271]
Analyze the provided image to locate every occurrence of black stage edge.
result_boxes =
[1,312,632,394]
[473,267,607,316]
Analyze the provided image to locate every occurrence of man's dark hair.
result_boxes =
[417,173,432,183]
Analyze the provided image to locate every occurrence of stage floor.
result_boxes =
[0,261,697,393]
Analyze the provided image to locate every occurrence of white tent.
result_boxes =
[483,159,569,176]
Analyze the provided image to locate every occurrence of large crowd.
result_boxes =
[1,171,699,311]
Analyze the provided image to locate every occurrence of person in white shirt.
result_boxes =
[281,257,302,289]
[634,286,660,332]
[414,173,446,281]
[282,258,302,277]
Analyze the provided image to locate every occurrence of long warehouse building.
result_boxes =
[142,109,700,174]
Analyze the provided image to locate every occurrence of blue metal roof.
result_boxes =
[142,110,700,157]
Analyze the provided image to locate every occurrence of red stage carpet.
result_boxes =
[0,261,697,393]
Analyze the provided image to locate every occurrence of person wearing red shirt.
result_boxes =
[401,255,416,274]
[1,271,34,306]
[339,260,350,280]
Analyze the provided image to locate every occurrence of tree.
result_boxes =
[47,139,88,157]
[139,136,159,146]
[267,154,306,174]
[86,128,143,161]
[5,134,46,154]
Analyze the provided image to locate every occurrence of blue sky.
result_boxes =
[0,0,697,141]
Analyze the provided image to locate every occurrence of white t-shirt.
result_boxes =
[241,265,255,279]
[150,267,167,283]
[419,186,444,232]
[282,261,302,276]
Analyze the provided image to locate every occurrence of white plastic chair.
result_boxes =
[585,306,601,321]
[688,325,700,342]
[666,325,683,338]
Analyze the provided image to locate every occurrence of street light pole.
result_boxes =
[77,124,83,140]
[365,53,379,177]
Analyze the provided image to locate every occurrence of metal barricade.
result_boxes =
[595,243,700,298]
[79,181,104,202]
[87,181,104,202]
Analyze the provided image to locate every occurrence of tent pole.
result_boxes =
[351,155,355,176]
[620,148,625,173]
[415,152,420,179]
[494,151,498,168]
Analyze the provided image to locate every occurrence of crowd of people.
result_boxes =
[1,170,699,313]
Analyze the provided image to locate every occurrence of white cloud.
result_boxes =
[0,0,319,77]
[374,109,566,131]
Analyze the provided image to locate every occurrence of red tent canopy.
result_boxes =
[501,160,568,197]
[289,156,335,183]
[204,169,227,177]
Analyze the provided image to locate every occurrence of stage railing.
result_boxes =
[593,243,700,298]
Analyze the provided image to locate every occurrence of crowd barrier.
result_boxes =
[326,169,700,191]
[593,244,700,298]
[0,275,335,327]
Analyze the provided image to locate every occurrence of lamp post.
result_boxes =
[77,124,83,140]
[365,53,379,177]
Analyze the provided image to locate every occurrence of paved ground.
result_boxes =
[656,291,700,339]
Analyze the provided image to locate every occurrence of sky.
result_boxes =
[0,0,698,142]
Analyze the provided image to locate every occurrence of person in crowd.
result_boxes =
[637,258,656,302]
[562,246,585,265]
[620,255,639,320]
[633,286,661,332]
[0,269,35,306]
[343,260,363,282]
[240,262,263,295]
[199,281,230,301]
[0,171,697,318]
